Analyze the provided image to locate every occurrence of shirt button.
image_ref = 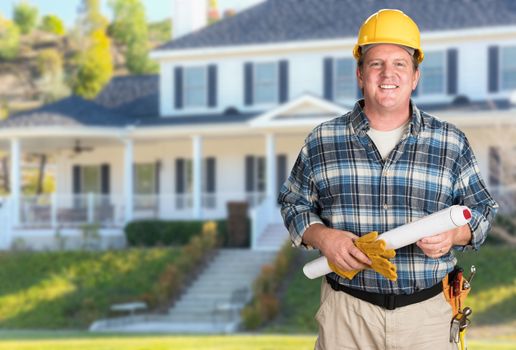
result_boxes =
[383,203,388,210]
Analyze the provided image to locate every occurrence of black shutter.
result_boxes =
[276,154,287,195]
[323,57,334,100]
[72,165,81,194]
[155,160,161,194]
[447,49,458,95]
[244,62,253,105]
[206,157,216,193]
[245,155,255,192]
[174,66,183,109]
[100,164,110,194]
[488,46,499,93]
[175,159,185,194]
[279,60,289,103]
[208,64,217,107]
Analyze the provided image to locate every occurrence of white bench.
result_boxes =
[110,302,147,316]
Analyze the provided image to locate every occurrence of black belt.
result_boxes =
[325,275,443,310]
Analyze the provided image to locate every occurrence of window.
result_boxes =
[335,58,356,100]
[184,66,207,107]
[82,166,101,193]
[420,51,445,94]
[501,46,516,91]
[254,62,277,104]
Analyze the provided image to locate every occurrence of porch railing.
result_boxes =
[17,192,268,228]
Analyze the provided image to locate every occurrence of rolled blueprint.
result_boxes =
[303,205,472,279]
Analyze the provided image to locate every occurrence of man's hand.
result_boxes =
[416,224,472,258]
[303,224,371,273]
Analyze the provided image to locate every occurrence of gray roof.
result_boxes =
[95,75,160,118]
[0,75,259,129]
[1,96,132,128]
[156,0,516,51]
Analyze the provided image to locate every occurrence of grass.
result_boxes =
[266,244,516,334]
[0,248,181,328]
[0,333,514,350]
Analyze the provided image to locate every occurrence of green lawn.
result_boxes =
[267,245,516,334]
[0,248,182,328]
[0,333,514,350]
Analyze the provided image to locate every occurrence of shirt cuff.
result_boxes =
[288,211,324,250]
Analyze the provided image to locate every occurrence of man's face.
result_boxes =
[357,44,420,114]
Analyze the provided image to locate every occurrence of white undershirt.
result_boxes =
[367,122,409,160]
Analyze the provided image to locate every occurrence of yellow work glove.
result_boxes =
[328,231,397,281]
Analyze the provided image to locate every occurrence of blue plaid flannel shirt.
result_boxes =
[278,100,499,294]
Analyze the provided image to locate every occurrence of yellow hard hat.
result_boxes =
[353,9,424,63]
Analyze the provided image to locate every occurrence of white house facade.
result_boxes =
[0,0,516,250]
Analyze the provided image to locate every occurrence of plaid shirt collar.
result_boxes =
[349,99,423,137]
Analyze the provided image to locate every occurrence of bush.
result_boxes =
[241,241,298,330]
[40,14,65,35]
[124,219,233,247]
[13,1,38,35]
[0,15,20,60]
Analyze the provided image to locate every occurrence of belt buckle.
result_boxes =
[385,294,396,310]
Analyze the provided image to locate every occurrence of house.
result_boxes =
[0,0,515,250]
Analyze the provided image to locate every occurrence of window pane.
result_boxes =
[184,67,206,107]
[257,157,266,192]
[501,46,516,90]
[254,63,277,104]
[82,166,101,193]
[421,52,444,94]
[335,58,355,99]
[134,163,155,194]
[185,159,193,193]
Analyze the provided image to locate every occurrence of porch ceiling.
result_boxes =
[0,137,123,154]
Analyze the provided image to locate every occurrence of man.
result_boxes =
[278,9,498,350]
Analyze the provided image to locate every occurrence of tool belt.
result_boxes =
[443,266,471,316]
[325,275,442,310]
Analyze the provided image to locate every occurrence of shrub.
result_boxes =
[124,219,231,247]
[40,14,65,35]
[241,241,298,330]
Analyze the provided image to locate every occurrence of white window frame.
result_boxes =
[419,51,446,95]
[500,45,516,91]
[183,66,207,108]
[253,62,278,105]
[334,57,356,102]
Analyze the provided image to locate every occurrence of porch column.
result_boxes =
[265,133,277,201]
[124,138,134,222]
[192,135,203,219]
[10,138,20,227]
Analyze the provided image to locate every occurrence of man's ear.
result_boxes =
[412,68,420,91]
[356,67,363,89]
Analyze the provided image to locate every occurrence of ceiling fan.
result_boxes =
[70,140,94,157]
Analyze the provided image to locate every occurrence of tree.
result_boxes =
[13,1,38,35]
[36,49,70,102]
[0,15,20,60]
[109,0,157,74]
[40,14,65,35]
[72,29,113,99]
[70,0,112,99]
[76,0,108,36]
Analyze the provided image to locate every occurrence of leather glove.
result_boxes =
[328,231,397,281]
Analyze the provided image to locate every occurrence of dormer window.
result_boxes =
[184,66,207,107]
[419,51,445,95]
[501,46,516,91]
[254,62,278,104]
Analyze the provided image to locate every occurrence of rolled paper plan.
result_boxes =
[303,205,472,279]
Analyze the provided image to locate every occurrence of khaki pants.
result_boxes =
[315,279,456,350]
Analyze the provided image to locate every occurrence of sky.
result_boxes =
[0,0,265,27]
